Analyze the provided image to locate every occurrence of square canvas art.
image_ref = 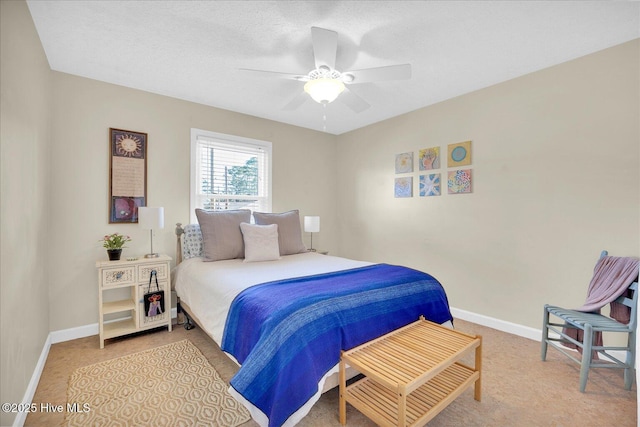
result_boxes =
[395,152,414,173]
[419,147,440,170]
[395,177,413,198]
[447,141,472,167]
[447,169,472,194]
[420,174,441,196]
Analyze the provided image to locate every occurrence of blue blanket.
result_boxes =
[221,264,452,427]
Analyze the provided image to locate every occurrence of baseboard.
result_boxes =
[18,306,629,426]
[13,308,179,426]
[49,308,178,344]
[50,322,99,344]
[13,334,52,427]
[49,308,534,346]
[450,307,630,362]
[450,307,541,341]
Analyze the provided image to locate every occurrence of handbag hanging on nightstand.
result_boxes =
[144,270,165,317]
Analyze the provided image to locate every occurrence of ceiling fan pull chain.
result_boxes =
[322,103,327,132]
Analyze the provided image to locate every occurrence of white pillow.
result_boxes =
[240,223,281,262]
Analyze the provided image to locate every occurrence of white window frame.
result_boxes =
[190,128,272,224]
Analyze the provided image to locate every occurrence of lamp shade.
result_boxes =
[138,207,164,230]
[304,216,320,233]
[304,78,345,103]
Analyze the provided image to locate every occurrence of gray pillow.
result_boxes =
[253,210,307,256]
[195,209,251,261]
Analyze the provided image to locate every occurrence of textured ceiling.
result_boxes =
[27,1,639,135]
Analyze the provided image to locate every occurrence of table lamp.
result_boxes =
[138,207,164,258]
[304,216,320,252]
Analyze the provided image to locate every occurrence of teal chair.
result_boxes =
[541,251,639,392]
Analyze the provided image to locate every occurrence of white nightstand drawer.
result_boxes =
[138,262,168,282]
[102,266,136,287]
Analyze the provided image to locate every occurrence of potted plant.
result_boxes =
[100,233,132,261]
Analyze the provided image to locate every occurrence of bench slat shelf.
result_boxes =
[340,317,482,427]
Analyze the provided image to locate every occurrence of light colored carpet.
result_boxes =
[63,339,250,427]
[27,319,636,427]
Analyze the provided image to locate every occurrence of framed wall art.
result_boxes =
[395,152,414,174]
[447,140,472,167]
[447,169,472,194]
[109,128,147,223]
[394,177,413,198]
[420,173,441,196]
[419,147,440,170]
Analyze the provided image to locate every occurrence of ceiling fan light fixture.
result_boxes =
[304,78,345,104]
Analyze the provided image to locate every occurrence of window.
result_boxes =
[190,129,272,223]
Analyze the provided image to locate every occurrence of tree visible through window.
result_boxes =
[228,157,258,196]
[191,129,271,222]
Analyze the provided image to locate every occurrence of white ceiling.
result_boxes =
[27,1,639,135]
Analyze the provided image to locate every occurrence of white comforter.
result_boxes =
[175,251,453,427]
[174,251,372,345]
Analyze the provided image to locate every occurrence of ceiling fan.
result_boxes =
[241,27,412,113]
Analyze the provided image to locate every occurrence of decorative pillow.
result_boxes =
[195,208,251,261]
[240,223,280,262]
[253,210,307,256]
[182,224,204,259]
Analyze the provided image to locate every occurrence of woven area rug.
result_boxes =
[64,339,251,427]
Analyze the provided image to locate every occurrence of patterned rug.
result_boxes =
[64,339,251,427]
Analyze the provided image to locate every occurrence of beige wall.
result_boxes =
[337,39,640,330]
[2,0,639,422]
[48,72,338,331]
[0,1,52,425]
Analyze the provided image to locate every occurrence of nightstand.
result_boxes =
[96,255,172,348]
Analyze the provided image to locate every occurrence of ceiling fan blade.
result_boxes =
[339,87,370,113]
[239,68,308,81]
[343,64,412,84]
[282,92,309,111]
[311,27,338,70]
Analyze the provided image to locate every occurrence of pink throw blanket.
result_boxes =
[563,256,639,358]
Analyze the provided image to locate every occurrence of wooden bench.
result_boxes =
[339,316,482,427]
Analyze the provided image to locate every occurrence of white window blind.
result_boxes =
[190,129,272,223]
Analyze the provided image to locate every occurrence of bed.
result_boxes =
[173,209,453,427]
